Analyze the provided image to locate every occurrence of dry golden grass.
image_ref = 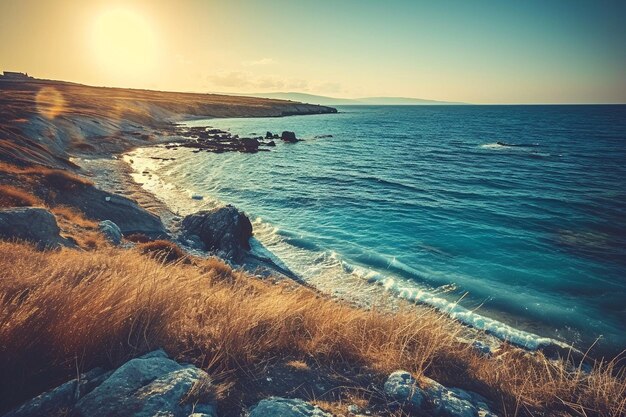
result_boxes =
[50,206,107,250]
[0,161,92,189]
[137,239,188,264]
[0,184,42,207]
[124,232,153,243]
[0,241,623,416]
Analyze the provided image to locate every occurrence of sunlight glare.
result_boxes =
[35,87,66,119]
[90,8,158,82]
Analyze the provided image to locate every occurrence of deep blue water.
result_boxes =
[130,105,626,356]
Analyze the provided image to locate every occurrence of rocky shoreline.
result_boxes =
[0,115,504,416]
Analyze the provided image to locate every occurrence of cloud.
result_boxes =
[242,57,275,66]
[176,54,193,66]
[207,71,312,92]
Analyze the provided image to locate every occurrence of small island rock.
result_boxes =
[281,131,298,143]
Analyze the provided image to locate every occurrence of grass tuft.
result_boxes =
[137,240,188,264]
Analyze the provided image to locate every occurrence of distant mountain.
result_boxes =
[243,92,357,105]
[241,92,463,106]
[357,96,464,105]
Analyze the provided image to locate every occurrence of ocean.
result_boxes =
[127,105,626,357]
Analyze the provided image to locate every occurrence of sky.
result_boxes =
[0,0,624,104]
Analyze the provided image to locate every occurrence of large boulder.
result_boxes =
[0,207,72,249]
[383,370,424,411]
[181,205,253,261]
[249,397,332,417]
[281,131,298,143]
[75,350,216,417]
[4,350,217,417]
[55,186,167,239]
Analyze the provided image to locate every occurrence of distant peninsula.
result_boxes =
[237,92,466,106]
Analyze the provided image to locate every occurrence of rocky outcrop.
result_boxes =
[3,368,112,417]
[383,370,424,411]
[384,371,498,417]
[249,397,331,417]
[181,205,253,261]
[57,187,168,239]
[76,350,216,417]
[99,220,122,245]
[0,207,72,249]
[241,137,260,152]
[281,131,298,143]
[3,350,217,417]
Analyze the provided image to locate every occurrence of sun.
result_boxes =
[90,8,158,83]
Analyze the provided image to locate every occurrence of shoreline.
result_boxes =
[111,117,578,359]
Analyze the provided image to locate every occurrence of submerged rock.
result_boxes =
[249,397,332,417]
[98,220,122,245]
[281,131,298,143]
[0,207,73,249]
[181,205,253,261]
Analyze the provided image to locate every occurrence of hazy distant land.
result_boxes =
[235,91,465,106]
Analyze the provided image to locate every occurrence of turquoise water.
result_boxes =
[130,105,626,356]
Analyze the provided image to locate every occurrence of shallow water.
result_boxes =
[128,105,626,356]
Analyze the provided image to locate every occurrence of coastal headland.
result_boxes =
[0,78,623,417]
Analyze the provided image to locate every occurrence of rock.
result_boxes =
[181,205,253,261]
[265,131,274,139]
[422,377,497,417]
[192,194,204,200]
[249,397,332,417]
[0,207,72,249]
[56,187,168,239]
[471,341,493,357]
[240,137,260,151]
[75,350,216,417]
[4,368,111,417]
[383,370,424,411]
[314,134,333,138]
[265,140,276,147]
[281,131,298,143]
[98,220,122,245]
[382,371,497,417]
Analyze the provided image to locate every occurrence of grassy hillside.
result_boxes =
[0,79,336,168]
[0,240,623,416]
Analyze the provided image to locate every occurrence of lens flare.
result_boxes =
[35,87,66,119]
